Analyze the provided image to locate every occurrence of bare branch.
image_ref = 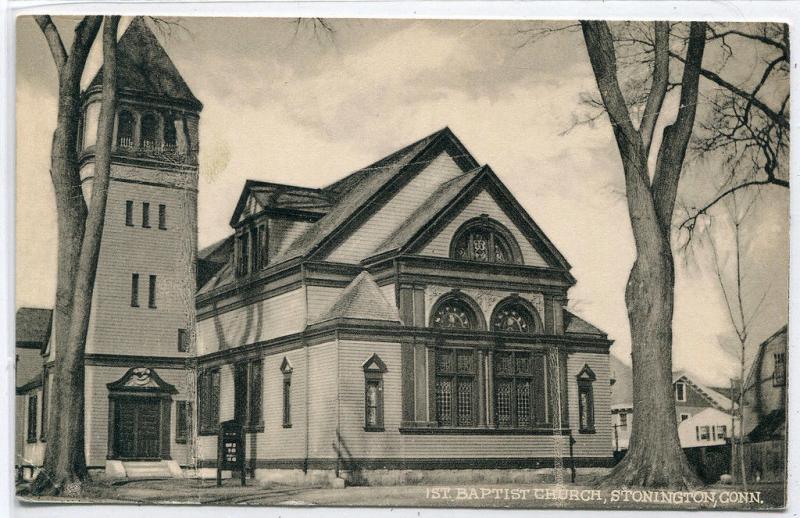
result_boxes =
[639,22,669,156]
[34,15,67,74]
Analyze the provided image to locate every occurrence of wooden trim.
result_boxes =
[197,456,615,470]
[85,354,189,368]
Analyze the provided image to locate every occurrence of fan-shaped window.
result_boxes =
[450,217,521,264]
[431,296,480,330]
[117,110,135,148]
[491,298,542,334]
[141,113,160,149]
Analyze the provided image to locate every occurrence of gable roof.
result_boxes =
[229,181,333,227]
[16,308,52,349]
[744,324,787,393]
[673,371,735,412]
[270,127,477,265]
[310,271,400,325]
[367,164,572,272]
[88,17,201,110]
[563,309,607,337]
[370,167,484,258]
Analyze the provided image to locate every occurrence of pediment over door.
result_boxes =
[107,367,178,394]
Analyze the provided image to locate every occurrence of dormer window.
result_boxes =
[235,220,269,278]
[450,216,522,264]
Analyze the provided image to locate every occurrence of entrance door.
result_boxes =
[114,398,162,459]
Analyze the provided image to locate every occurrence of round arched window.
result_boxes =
[117,110,135,147]
[141,113,160,149]
[451,218,520,264]
[432,298,478,330]
[492,302,540,334]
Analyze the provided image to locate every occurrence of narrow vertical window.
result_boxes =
[176,401,192,444]
[131,273,139,307]
[125,200,134,226]
[283,377,291,427]
[280,358,292,427]
[249,359,263,430]
[363,354,386,431]
[27,394,38,443]
[142,202,150,228]
[158,204,167,230]
[258,224,268,269]
[177,328,189,352]
[198,368,220,434]
[148,275,157,308]
[576,365,596,434]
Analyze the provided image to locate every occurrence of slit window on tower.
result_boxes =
[148,275,157,309]
[125,200,134,226]
[158,204,167,230]
[142,202,150,228]
[131,273,139,307]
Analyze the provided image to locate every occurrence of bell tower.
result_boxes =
[76,17,203,472]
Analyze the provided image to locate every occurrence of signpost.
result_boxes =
[217,419,246,487]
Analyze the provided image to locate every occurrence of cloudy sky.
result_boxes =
[16,17,789,385]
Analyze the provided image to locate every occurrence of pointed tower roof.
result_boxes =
[311,271,401,325]
[88,17,202,110]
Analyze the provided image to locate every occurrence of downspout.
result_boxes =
[302,264,310,474]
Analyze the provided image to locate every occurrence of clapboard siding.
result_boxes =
[196,287,306,354]
[86,169,197,358]
[336,340,566,459]
[326,152,464,263]
[567,352,613,458]
[306,286,344,323]
[420,189,549,267]
[307,342,339,458]
[379,284,396,311]
[83,365,193,467]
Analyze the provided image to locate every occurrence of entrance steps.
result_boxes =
[105,460,183,479]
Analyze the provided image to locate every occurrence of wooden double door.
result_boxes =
[112,397,163,459]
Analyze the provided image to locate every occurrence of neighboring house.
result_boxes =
[609,358,737,452]
[738,325,787,482]
[15,307,51,479]
[16,17,615,485]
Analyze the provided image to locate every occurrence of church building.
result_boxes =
[16,18,614,484]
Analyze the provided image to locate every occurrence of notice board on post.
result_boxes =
[217,419,245,486]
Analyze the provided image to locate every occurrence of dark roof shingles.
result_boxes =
[16,308,52,345]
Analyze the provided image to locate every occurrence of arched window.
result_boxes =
[450,217,522,264]
[141,112,160,149]
[117,110,135,147]
[431,296,481,330]
[491,298,542,334]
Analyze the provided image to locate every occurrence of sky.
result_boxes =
[15,17,789,386]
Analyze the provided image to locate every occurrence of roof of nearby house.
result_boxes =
[88,17,202,109]
[310,271,400,325]
[16,307,52,348]
[673,370,735,412]
[744,324,788,392]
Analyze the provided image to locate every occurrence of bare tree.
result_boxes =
[29,15,120,497]
[700,191,768,490]
[579,20,707,488]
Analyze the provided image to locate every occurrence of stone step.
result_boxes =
[122,461,173,479]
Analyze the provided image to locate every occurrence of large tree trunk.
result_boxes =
[579,20,706,488]
[30,15,102,497]
[30,16,118,497]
